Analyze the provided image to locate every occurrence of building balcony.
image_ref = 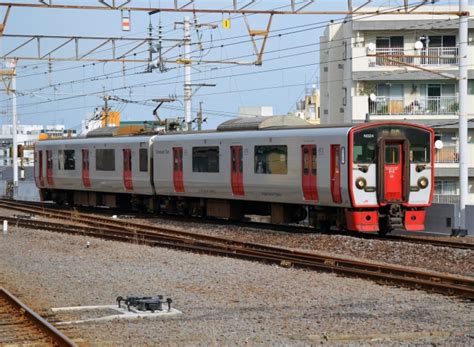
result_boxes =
[435,146,459,164]
[351,46,474,74]
[432,194,459,204]
[368,95,458,116]
[371,47,459,67]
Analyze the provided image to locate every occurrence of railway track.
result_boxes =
[0,287,77,346]
[0,202,473,300]
[0,199,472,251]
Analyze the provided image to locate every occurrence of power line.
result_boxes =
[4,1,469,118]
[7,2,429,99]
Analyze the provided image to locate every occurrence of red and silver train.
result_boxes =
[34,119,434,234]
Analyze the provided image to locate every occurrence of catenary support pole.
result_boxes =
[458,0,468,234]
[184,16,192,131]
[11,62,18,198]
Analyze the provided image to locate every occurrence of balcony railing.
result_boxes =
[369,96,458,115]
[432,194,459,204]
[435,146,459,163]
[374,47,458,66]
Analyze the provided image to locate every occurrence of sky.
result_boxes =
[0,0,468,131]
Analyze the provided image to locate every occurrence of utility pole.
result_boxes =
[102,95,111,127]
[197,101,203,131]
[457,0,469,234]
[183,16,192,131]
[10,60,17,197]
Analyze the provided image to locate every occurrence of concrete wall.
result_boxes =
[0,179,39,201]
[425,203,458,235]
[0,180,5,198]
[15,181,40,202]
[320,22,345,124]
[467,205,474,235]
[426,203,473,235]
[0,167,35,181]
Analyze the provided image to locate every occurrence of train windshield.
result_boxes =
[353,125,431,164]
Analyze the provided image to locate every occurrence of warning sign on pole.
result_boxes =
[121,10,130,31]
[222,19,231,29]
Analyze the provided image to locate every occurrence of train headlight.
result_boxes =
[418,177,429,189]
[355,177,367,190]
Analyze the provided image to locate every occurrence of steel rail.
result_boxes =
[2,214,473,299]
[0,287,77,346]
[0,199,472,251]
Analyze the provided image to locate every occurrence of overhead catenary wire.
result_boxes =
[11,0,443,82]
[4,1,443,103]
[2,1,469,122]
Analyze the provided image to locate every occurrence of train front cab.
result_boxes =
[346,123,434,234]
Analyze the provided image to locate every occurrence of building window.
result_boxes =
[376,36,404,49]
[423,35,456,48]
[434,180,458,195]
[468,80,474,95]
[96,149,115,171]
[342,87,347,106]
[192,146,219,173]
[254,145,287,175]
[139,148,148,172]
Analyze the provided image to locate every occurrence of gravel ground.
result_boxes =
[0,224,473,346]
[1,206,472,276]
[138,217,474,277]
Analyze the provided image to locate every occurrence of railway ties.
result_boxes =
[0,200,473,300]
[0,287,77,346]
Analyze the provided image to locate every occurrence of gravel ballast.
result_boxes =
[0,223,473,346]
[142,217,474,277]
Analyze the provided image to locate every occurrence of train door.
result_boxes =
[38,150,45,186]
[301,145,318,201]
[380,141,405,202]
[123,148,133,191]
[330,144,342,204]
[46,150,54,186]
[230,146,244,196]
[82,149,91,188]
[173,147,184,193]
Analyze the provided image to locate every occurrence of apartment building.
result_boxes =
[320,6,474,204]
[291,86,321,124]
[0,124,71,167]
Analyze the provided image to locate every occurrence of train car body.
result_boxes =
[35,120,434,234]
[152,126,350,207]
[34,135,154,207]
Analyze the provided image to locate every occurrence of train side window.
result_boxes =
[174,151,180,171]
[312,147,317,175]
[58,150,63,170]
[192,146,219,173]
[96,149,115,171]
[139,148,148,172]
[303,147,309,175]
[239,148,243,173]
[254,145,287,175]
[385,145,400,164]
[231,148,237,172]
[64,150,75,170]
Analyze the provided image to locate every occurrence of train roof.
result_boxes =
[36,117,433,144]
